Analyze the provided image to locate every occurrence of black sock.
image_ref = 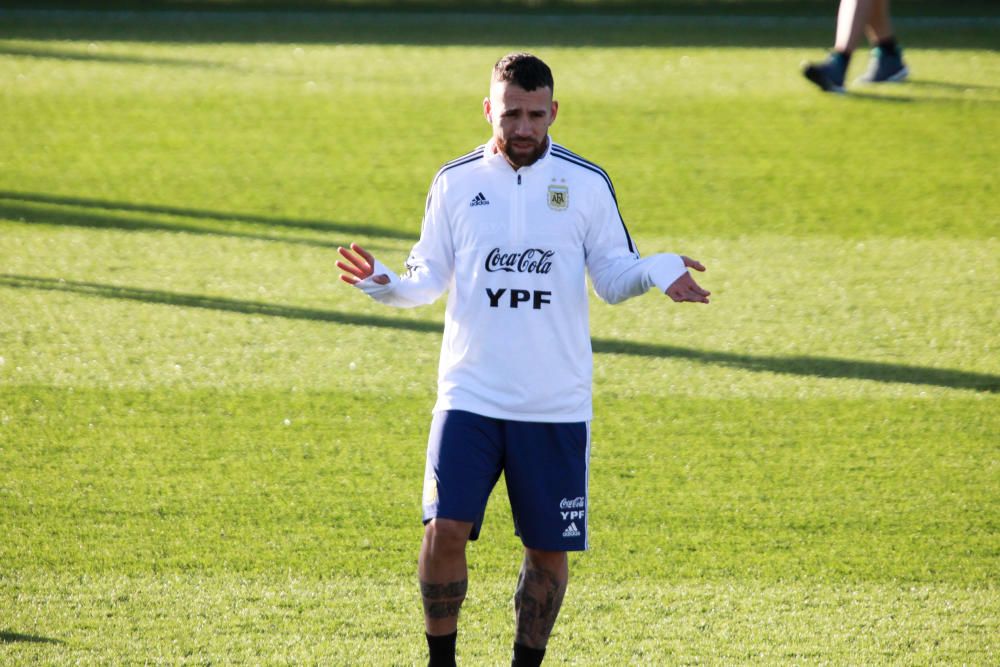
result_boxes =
[426,631,457,667]
[877,36,900,56]
[833,49,852,68]
[511,642,546,667]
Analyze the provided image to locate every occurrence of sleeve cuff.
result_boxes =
[649,254,686,293]
[354,259,399,296]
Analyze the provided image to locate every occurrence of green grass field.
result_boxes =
[1,7,998,664]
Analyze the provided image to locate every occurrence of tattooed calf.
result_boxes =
[420,578,468,619]
[421,579,468,600]
[514,563,567,648]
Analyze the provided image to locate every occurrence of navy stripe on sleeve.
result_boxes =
[432,146,485,185]
[426,146,485,212]
[551,145,617,196]
[551,146,636,254]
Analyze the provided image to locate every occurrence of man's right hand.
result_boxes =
[336,243,390,285]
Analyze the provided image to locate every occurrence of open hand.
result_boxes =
[336,243,389,285]
[665,256,710,303]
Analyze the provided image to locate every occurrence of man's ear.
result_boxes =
[483,96,492,124]
[550,99,558,124]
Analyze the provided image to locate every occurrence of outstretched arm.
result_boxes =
[583,172,710,306]
[337,173,454,308]
[336,239,450,309]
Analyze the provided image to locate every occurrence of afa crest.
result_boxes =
[547,184,569,211]
[423,477,439,505]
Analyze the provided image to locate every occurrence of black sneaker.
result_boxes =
[856,46,909,84]
[803,53,847,93]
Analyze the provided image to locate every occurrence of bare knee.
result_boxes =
[524,548,568,575]
[423,518,472,557]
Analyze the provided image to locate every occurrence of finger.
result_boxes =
[335,259,369,280]
[682,256,706,272]
[667,274,694,296]
[678,273,710,297]
[337,245,366,268]
[351,243,376,267]
[337,246,372,274]
[687,287,710,303]
[339,273,359,285]
[668,287,709,303]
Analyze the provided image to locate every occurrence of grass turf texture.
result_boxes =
[1,9,998,665]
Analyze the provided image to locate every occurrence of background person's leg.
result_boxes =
[835,0,877,53]
[865,0,895,43]
[805,0,875,92]
[856,0,909,83]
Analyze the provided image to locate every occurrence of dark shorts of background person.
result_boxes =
[422,409,590,551]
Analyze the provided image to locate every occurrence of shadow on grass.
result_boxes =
[906,79,1000,92]
[0,7,997,50]
[2,273,997,393]
[0,43,240,69]
[843,91,915,103]
[591,339,999,393]
[0,273,441,333]
[0,190,418,243]
[845,87,1000,105]
[0,630,64,644]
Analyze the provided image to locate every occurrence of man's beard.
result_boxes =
[498,135,547,167]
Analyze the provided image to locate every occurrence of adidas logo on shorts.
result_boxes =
[562,522,581,538]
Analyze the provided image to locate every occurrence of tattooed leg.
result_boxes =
[419,518,472,635]
[514,549,569,649]
[421,579,468,622]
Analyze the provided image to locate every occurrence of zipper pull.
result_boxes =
[517,174,522,185]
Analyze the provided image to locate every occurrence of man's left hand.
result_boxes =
[665,256,710,303]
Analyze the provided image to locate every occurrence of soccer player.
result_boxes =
[803,0,909,93]
[337,52,709,667]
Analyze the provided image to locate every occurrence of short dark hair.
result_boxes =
[492,52,554,94]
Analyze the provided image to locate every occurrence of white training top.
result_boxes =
[354,138,685,422]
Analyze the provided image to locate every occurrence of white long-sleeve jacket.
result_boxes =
[355,138,685,422]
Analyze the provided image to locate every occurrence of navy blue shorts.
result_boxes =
[422,410,590,552]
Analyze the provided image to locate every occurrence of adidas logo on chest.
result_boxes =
[470,192,490,207]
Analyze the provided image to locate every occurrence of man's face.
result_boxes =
[484,80,558,168]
